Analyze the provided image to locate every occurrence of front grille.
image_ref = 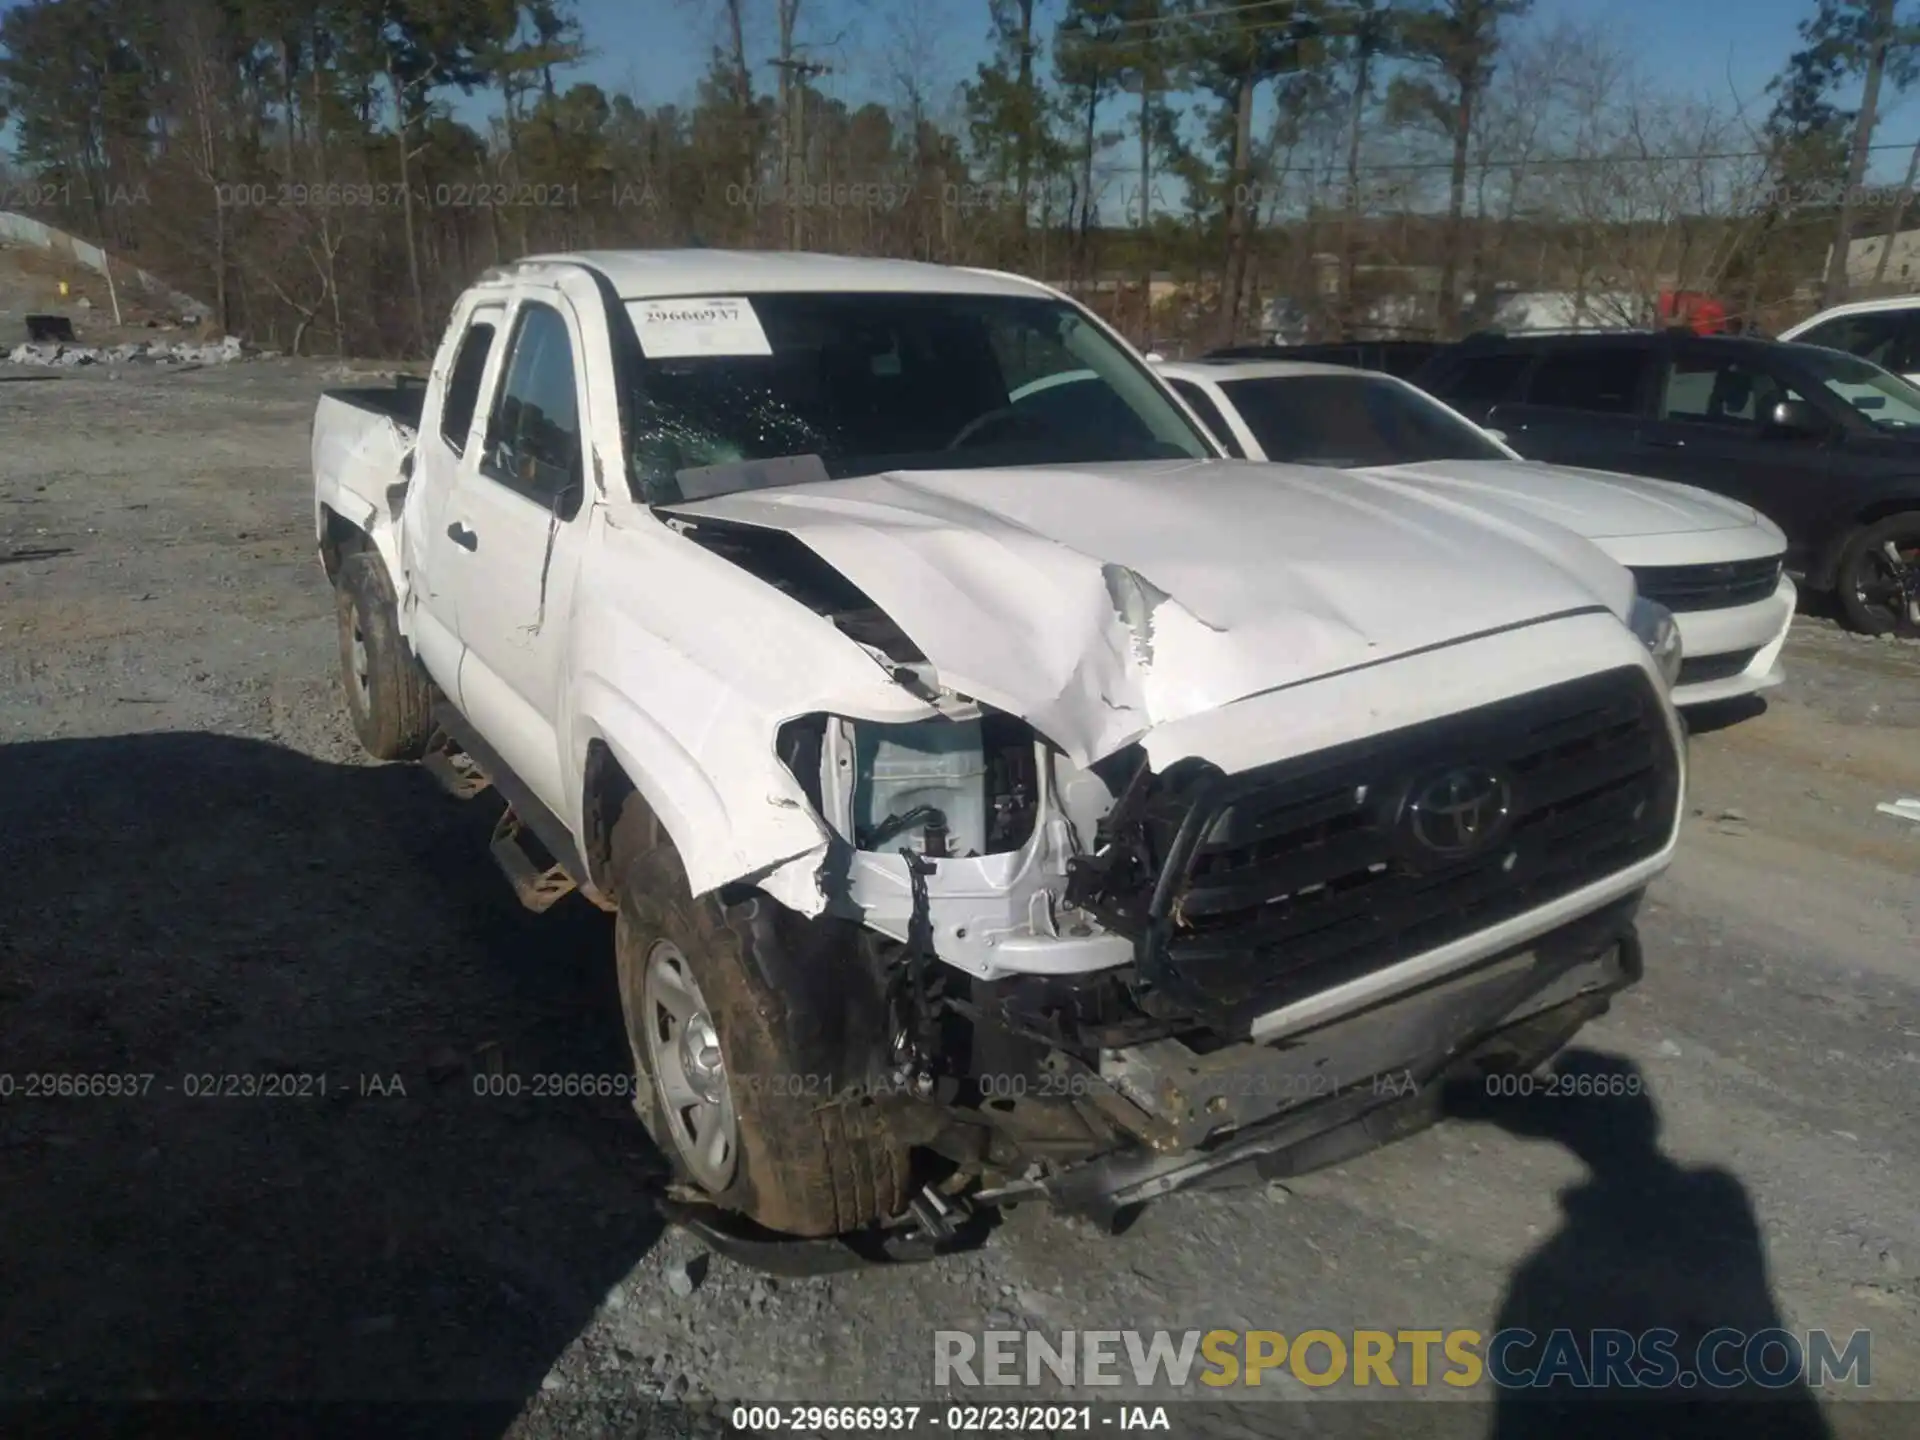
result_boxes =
[1631,556,1782,612]
[1076,667,1680,1027]
[1678,647,1761,686]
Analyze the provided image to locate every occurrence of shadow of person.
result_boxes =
[1442,1048,1832,1440]
[0,732,666,1431]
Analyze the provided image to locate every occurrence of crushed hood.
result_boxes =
[663,459,1632,766]
[1355,458,1764,539]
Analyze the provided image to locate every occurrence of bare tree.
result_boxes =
[167,0,234,331]
[882,0,953,131]
[1390,0,1532,337]
[1331,0,1394,331]
[1545,64,1768,327]
[384,46,438,355]
[1814,0,1917,305]
[1460,18,1597,323]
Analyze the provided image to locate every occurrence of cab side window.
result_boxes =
[481,302,583,510]
[439,319,496,454]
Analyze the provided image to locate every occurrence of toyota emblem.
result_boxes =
[1405,766,1513,859]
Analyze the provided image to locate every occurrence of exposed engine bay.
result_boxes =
[674,509,1143,984]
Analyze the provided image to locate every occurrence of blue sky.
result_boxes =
[556,0,1920,172]
[1530,0,1906,123]
[2,0,1916,178]
[566,0,1877,114]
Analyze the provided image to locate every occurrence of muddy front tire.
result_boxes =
[334,550,434,761]
[610,795,908,1237]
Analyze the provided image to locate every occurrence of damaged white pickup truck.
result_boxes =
[313,251,1688,1247]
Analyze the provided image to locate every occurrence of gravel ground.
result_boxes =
[1,361,1917,1438]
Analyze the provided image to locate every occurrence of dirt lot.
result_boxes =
[2,360,1917,1438]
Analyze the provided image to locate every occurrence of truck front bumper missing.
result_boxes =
[1029,897,1644,1226]
[658,899,1644,1270]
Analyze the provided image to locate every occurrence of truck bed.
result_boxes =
[320,375,428,431]
[312,383,426,592]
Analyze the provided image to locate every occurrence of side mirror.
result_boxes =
[1144,351,1166,364]
[1766,398,1826,438]
[1484,428,1508,444]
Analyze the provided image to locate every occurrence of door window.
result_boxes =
[1659,356,1801,427]
[1794,311,1909,371]
[1434,352,1529,407]
[1525,349,1647,414]
[481,302,583,509]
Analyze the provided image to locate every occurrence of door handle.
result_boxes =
[1642,436,1686,449]
[447,522,478,551]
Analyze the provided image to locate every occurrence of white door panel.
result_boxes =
[408,600,466,703]
[443,286,596,821]
[405,457,466,695]
[443,479,586,812]
[406,303,508,708]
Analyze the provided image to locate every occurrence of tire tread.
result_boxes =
[337,550,434,760]
[610,794,907,1237]
[1836,512,1920,638]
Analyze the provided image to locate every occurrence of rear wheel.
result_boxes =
[610,794,909,1237]
[1836,513,1920,637]
[334,550,434,760]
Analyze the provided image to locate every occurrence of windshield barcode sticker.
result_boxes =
[627,297,772,358]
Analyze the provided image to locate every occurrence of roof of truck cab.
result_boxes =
[508,249,1058,301]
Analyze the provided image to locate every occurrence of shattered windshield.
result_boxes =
[618,291,1214,503]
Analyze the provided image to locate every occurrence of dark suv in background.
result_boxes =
[1412,332,1920,635]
